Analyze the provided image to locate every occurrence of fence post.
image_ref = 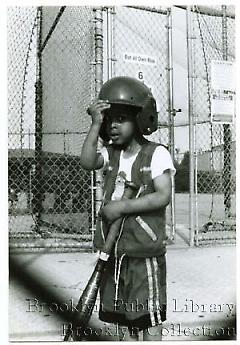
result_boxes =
[222,5,232,218]
[106,6,115,79]
[94,8,104,216]
[34,6,43,230]
[186,6,195,246]
[192,6,199,247]
[166,7,176,242]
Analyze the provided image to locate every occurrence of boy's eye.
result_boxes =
[104,112,132,124]
[116,115,127,122]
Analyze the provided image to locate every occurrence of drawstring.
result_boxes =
[114,217,126,259]
[99,191,107,242]
[114,253,126,303]
[135,184,145,198]
[114,217,126,303]
[100,219,105,242]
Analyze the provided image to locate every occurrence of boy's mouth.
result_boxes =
[110,133,120,140]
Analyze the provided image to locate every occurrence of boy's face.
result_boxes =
[104,105,139,146]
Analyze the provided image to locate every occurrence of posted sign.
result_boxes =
[210,60,235,124]
[123,53,157,66]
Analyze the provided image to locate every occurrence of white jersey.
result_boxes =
[100,145,176,201]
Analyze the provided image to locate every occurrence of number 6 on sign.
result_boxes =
[138,71,143,80]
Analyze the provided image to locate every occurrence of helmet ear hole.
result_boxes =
[149,115,155,122]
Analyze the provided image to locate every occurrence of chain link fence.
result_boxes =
[8,7,96,251]
[8,6,173,252]
[39,7,95,249]
[8,7,39,242]
[190,6,236,245]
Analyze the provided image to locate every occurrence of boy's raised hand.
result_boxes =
[87,99,111,125]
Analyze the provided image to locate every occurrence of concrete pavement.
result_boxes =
[9,243,236,341]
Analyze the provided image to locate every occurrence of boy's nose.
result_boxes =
[110,119,118,128]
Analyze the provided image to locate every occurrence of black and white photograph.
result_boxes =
[6,3,237,342]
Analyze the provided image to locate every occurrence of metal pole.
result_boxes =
[194,150,199,246]
[28,128,31,149]
[94,8,104,215]
[91,170,95,248]
[63,131,66,154]
[222,5,232,218]
[106,7,113,80]
[34,6,43,230]
[186,6,195,246]
[166,8,176,242]
[105,6,116,78]
[192,7,199,246]
[111,7,116,77]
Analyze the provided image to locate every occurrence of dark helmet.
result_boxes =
[98,76,158,141]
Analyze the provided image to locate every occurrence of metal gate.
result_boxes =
[102,6,175,242]
[186,5,236,246]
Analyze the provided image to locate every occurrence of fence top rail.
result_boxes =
[124,5,169,15]
[174,5,235,19]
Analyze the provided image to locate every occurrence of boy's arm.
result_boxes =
[101,170,172,222]
[123,170,172,214]
[80,122,104,170]
[80,99,110,170]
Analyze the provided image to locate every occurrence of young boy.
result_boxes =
[80,76,175,341]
